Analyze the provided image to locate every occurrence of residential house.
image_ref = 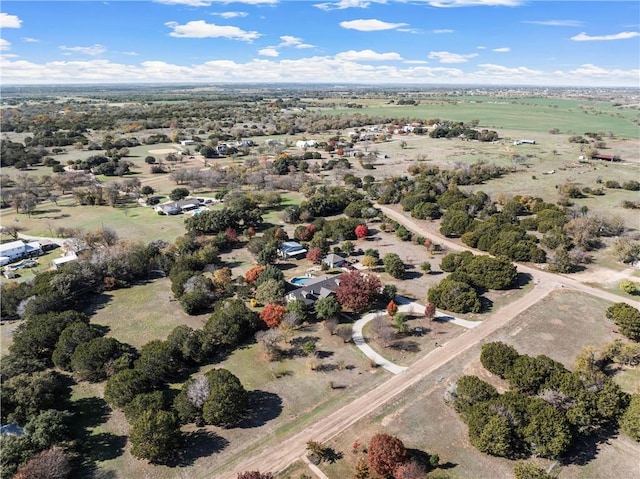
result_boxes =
[0,240,42,266]
[154,198,201,215]
[279,241,308,259]
[286,274,342,306]
[322,253,347,269]
[296,140,318,148]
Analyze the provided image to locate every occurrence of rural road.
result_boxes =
[215,205,640,478]
[218,280,555,477]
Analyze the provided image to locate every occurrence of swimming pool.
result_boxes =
[290,276,312,286]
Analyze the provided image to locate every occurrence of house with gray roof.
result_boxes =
[286,274,342,306]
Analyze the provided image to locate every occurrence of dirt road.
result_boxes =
[214,205,639,477]
[217,280,555,477]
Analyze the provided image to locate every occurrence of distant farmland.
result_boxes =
[314,96,640,139]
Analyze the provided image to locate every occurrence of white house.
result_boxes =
[0,240,27,263]
[52,253,78,270]
[180,140,195,146]
[279,241,307,259]
[296,140,318,148]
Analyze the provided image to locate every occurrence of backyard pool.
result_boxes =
[290,276,313,286]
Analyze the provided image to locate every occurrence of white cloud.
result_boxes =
[427,0,522,7]
[523,20,583,27]
[340,19,409,31]
[21,37,39,43]
[278,36,303,47]
[404,60,429,64]
[492,47,510,52]
[335,49,403,61]
[433,29,454,34]
[60,44,107,56]
[476,45,486,49]
[165,20,261,41]
[428,51,478,63]
[571,31,640,42]
[0,39,11,51]
[121,51,140,56]
[314,0,386,11]
[212,11,249,18]
[2,56,638,87]
[0,13,22,28]
[258,47,279,57]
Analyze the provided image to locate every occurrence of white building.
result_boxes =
[0,240,42,266]
[296,140,318,148]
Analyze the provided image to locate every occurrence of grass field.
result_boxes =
[2,197,188,243]
[314,96,640,139]
[314,289,639,479]
[86,277,206,349]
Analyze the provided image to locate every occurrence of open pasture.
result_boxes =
[314,96,640,139]
[313,289,638,479]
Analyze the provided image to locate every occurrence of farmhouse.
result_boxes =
[279,241,307,259]
[0,240,43,266]
[154,198,201,215]
[286,274,342,306]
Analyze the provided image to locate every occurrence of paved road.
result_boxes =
[352,310,408,374]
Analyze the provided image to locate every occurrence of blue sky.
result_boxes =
[1,0,639,86]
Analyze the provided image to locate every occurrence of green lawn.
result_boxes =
[316,96,640,139]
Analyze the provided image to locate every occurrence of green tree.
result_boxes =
[453,375,499,415]
[169,187,190,201]
[70,337,131,383]
[382,253,406,279]
[202,368,249,427]
[314,295,341,320]
[606,303,640,340]
[1,371,69,426]
[513,461,553,479]
[480,342,520,379]
[123,391,167,423]
[471,414,514,457]
[104,369,152,408]
[204,299,260,348]
[130,409,182,463]
[620,393,640,442]
[255,278,286,305]
[427,278,481,314]
[523,404,573,457]
[52,322,102,371]
[440,209,475,237]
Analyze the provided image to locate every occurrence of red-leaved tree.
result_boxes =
[368,433,408,478]
[260,303,286,328]
[14,447,71,479]
[424,302,437,320]
[386,300,398,317]
[306,246,323,264]
[336,270,382,312]
[355,224,369,240]
[225,227,239,243]
[245,265,265,284]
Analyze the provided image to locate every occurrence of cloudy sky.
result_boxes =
[1,0,639,86]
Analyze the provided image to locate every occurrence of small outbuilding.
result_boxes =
[279,241,307,259]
